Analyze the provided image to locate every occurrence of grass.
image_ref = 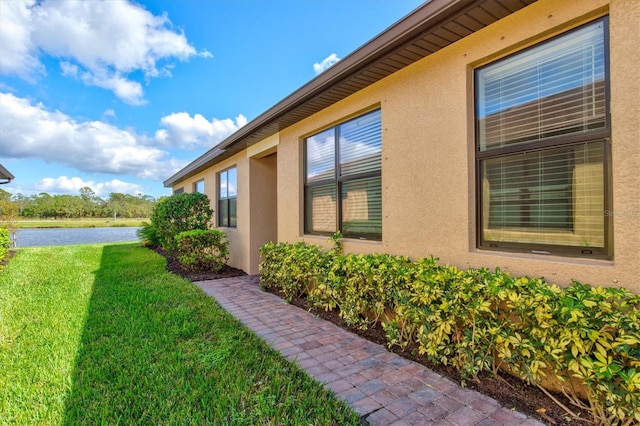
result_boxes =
[9,218,149,228]
[0,243,360,425]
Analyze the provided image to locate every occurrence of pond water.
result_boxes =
[14,227,141,247]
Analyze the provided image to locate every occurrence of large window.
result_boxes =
[218,167,237,228]
[304,109,382,240]
[476,18,610,257]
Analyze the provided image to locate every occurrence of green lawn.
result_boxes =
[0,243,360,425]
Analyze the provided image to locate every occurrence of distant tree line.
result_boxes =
[0,187,158,219]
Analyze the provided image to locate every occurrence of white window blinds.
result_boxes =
[477,20,606,151]
[339,109,382,177]
[482,141,605,248]
[304,109,382,239]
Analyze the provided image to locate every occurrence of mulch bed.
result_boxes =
[154,246,246,281]
[153,247,593,426]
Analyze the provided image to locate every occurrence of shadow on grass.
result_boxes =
[62,243,359,425]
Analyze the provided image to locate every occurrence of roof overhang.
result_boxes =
[0,163,14,185]
[164,0,536,187]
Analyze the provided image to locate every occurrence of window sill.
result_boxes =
[302,234,382,246]
[471,247,614,267]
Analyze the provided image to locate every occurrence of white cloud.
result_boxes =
[313,53,341,75]
[60,61,78,78]
[0,81,16,92]
[0,1,43,80]
[35,176,143,198]
[199,49,214,59]
[0,92,187,180]
[0,92,246,184]
[155,112,248,149]
[0,0,206,104]
[82,71,146,106]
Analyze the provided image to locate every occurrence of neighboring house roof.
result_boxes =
[164,0,537,187]
[0,163,14,184]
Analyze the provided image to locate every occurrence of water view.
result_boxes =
[15,227,141,247]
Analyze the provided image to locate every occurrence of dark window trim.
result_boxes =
[218,167,237,228]
[193,179,205,194]
[475,130,611,160]
[474,17,612,260]
[303,109,382,241]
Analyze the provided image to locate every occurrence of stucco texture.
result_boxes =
[173,0,638,291]
[275,0,639,291]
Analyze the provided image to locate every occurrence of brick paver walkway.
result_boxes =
[195,276,545,426]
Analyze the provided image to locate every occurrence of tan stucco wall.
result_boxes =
[276,0,640,292]
[172,151,250,272]
[171,139,279,274]
[248,153,278,274]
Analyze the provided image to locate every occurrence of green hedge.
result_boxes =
[150,193,213,251]
[259,238,640,425]
[260,242,324,301]
[0,228,9,266]
[174,229,229,272]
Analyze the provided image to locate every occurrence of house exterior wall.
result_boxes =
[170,136,279,274]
[172,151,251,272]
[276,0,640,292]
[248,153,278,273]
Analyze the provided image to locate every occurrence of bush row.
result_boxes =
[259,238,640,425]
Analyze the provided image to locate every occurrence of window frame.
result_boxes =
[303,108,382,240]
[217,167,237,228]
[474,17,612,259]
[193,179,204,194]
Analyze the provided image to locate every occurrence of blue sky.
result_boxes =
[0,0,423,199]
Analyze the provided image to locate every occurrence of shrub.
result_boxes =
[0,227,9,266]
[174,229,229,272]
[259,241,324,302]
[150,193,213,251]
[309,253,411,328]
[548,283,640,424]
[136,222,160,247]
[259,239,640,424]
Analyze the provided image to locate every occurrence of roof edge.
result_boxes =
[164,0,486,187]
[0,163,14,185]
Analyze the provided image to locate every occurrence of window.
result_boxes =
[475,18,610,257]
[173,187,184,195]
[304,109,382,240]
[218,167,237,228]
[193,179,204,194]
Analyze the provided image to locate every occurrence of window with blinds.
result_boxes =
[218,167,237,228]
[304,109,382,239]
[476,18,611,257]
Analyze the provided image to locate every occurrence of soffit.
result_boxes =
[164,0,537,187]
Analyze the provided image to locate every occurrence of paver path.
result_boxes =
[195,276,546,426]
